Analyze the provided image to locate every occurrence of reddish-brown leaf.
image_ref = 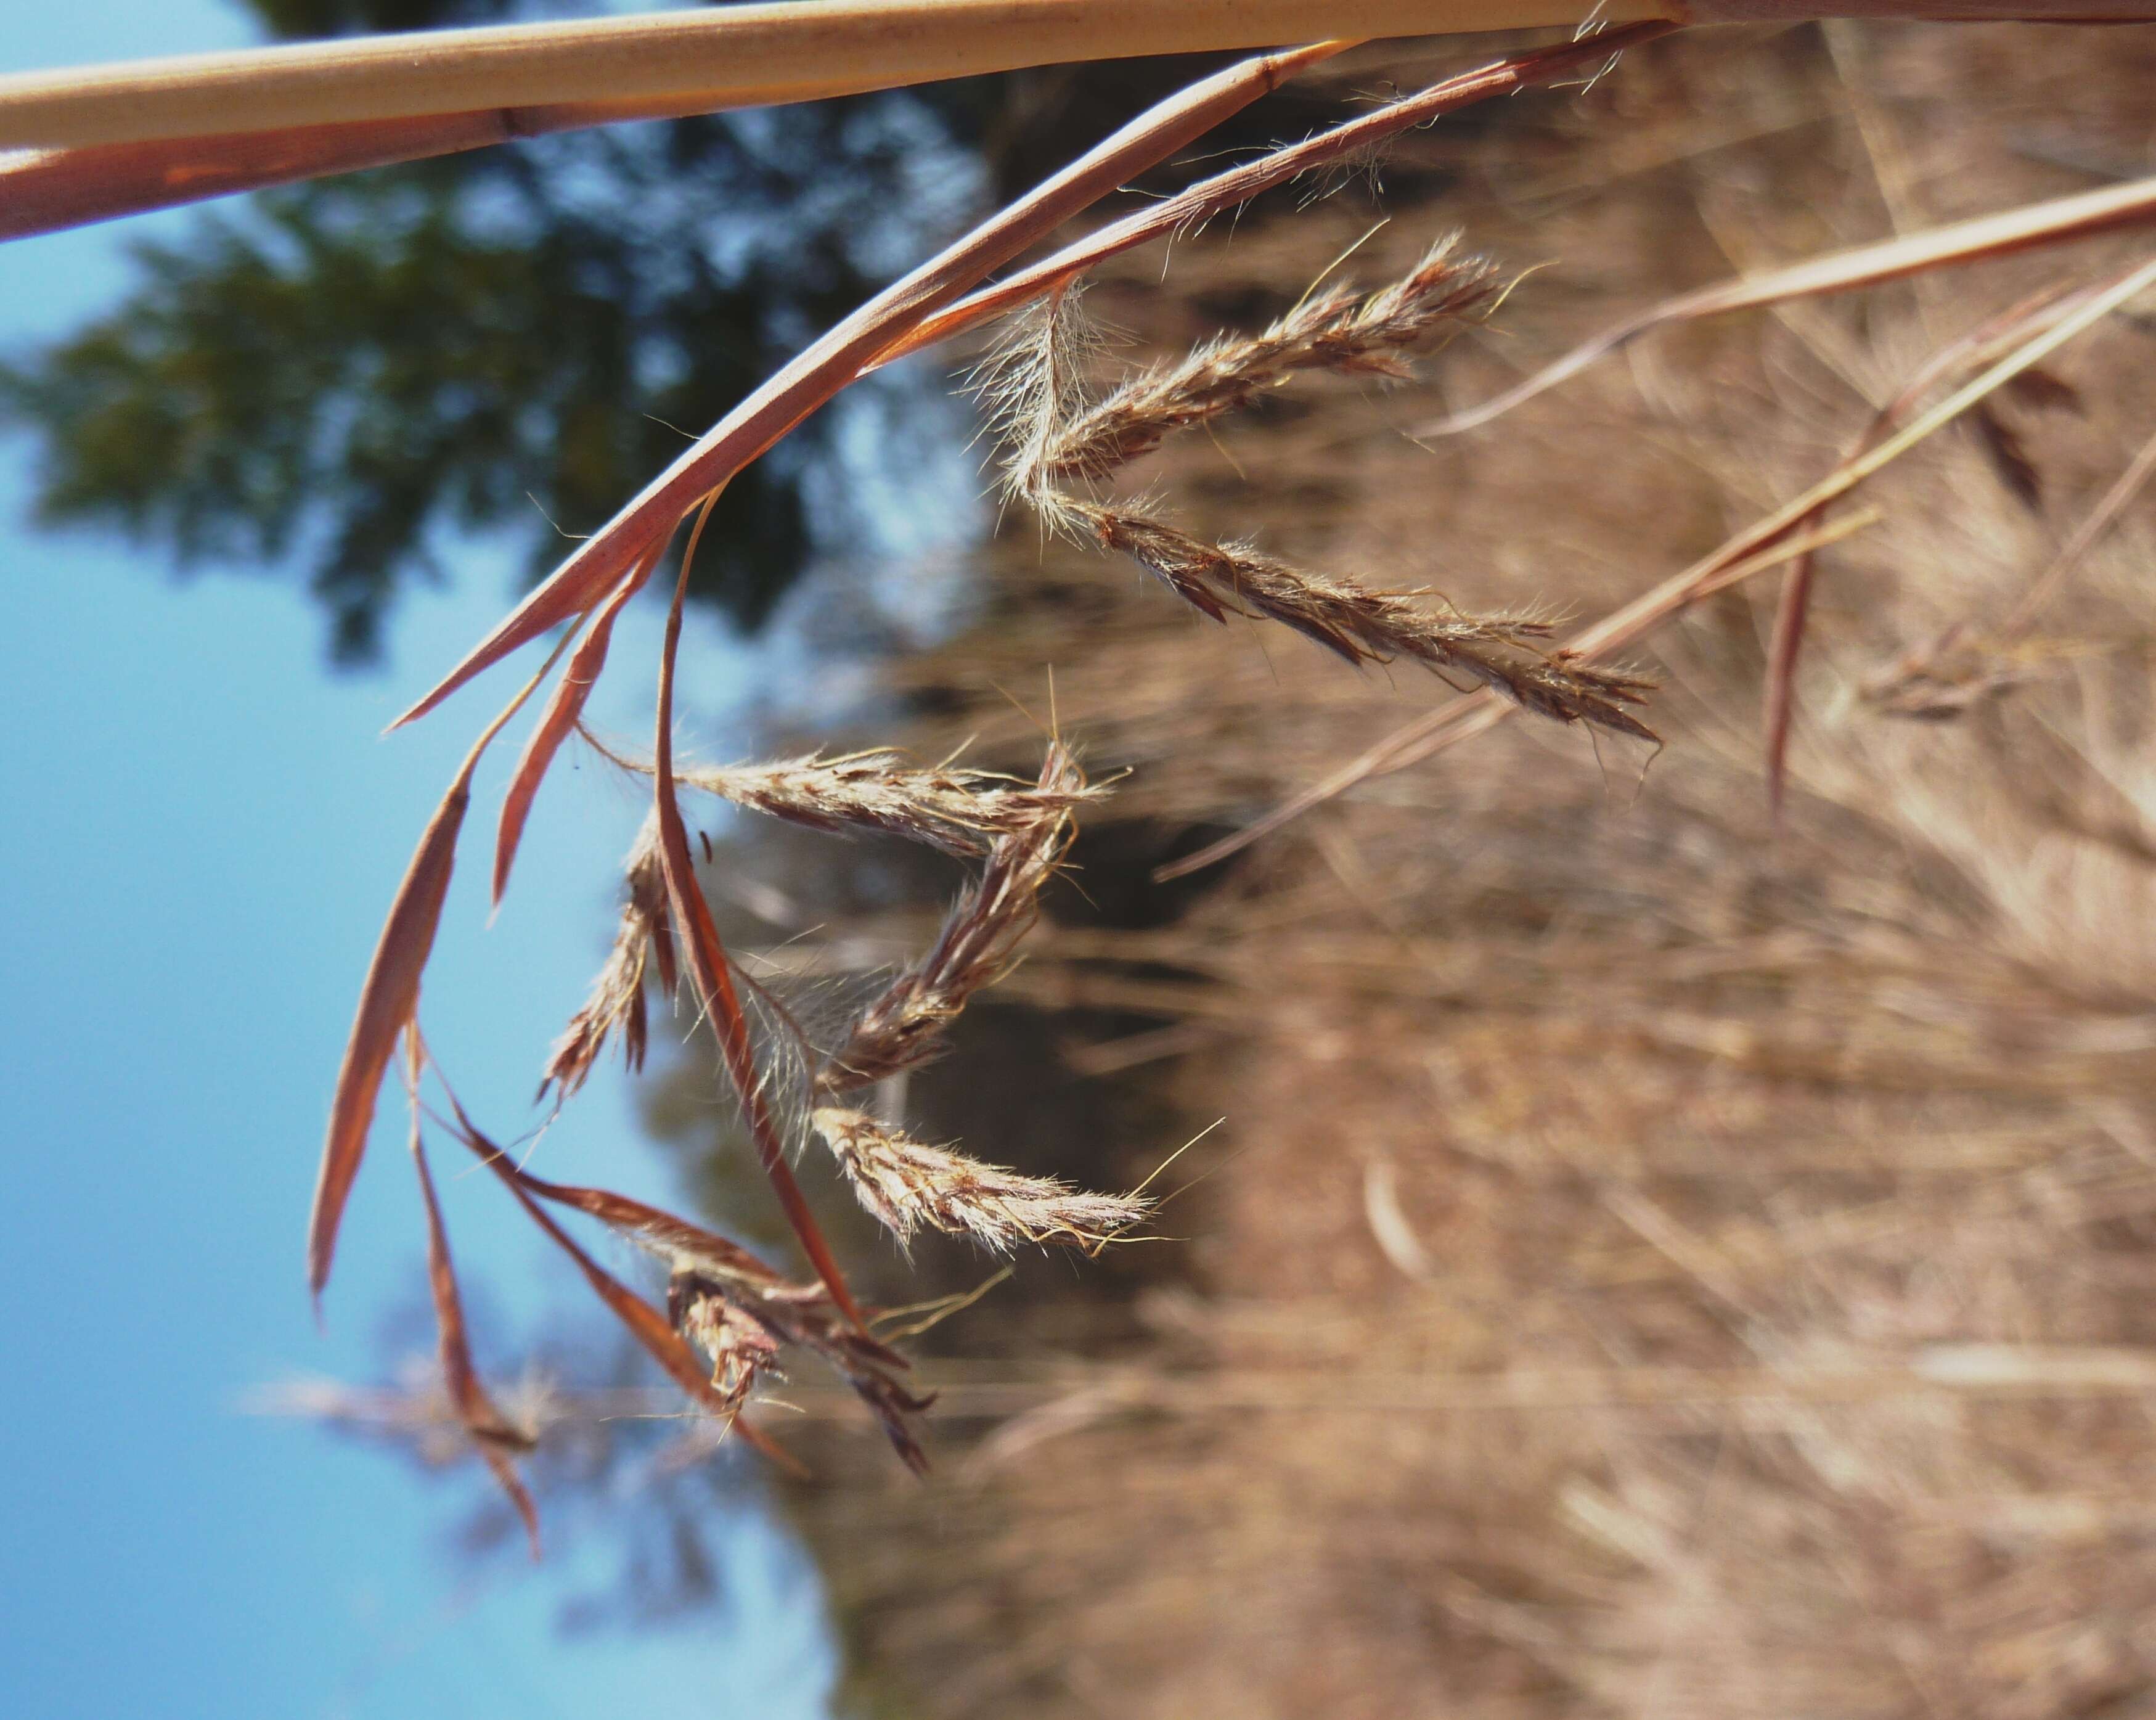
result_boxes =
[887,25,1678,366]
[478,1445,544,1555]
[511,1168,783,1288]
[311,637,573,1303]
[492,544,659,907]
[407,1102,540,1559]
[309,766,470,1302]
[473,1141,778,1436]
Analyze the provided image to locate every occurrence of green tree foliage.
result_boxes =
[0,0,989,660]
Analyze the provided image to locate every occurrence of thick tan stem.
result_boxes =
[1,1,1676,150]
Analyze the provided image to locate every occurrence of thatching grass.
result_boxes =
[719,23,2156,1716]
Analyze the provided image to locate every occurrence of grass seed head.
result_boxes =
[1019,235,1499,497]
[678,750,1105,858]
[541,815,673,1100]
[814,1107,1153,1256]
[819,743,1090,1094]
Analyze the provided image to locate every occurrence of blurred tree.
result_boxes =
[0,0,995,660]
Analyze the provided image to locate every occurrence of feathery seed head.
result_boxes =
[541,815,675,1101]
[818,743,1091,1094]
[814,1108,1152,1256]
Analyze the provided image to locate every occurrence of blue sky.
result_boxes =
[0,6,847,1716]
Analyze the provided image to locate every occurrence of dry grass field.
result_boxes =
[680,23,2156,1716]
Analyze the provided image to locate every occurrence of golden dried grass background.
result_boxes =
[643,22,2156,1718]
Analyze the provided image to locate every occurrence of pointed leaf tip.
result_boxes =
[307,777,470,1300]
[493,552,653,906]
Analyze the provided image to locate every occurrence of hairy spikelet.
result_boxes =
[972,281,1104,504]
[541,816,676,1100]
[677,750,1105,858]
[667,1271,783,1415]
[1064,498,1657,739]
[580,725,1103,859]
[1016,236,1498,497]
[819,744,1087,1094]
[813,1107,1151,1255]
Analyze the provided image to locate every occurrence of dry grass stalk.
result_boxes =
[0,83,914,242]
[388,28,2156,1711]
[1864,418,2156,718]
[308,49,1439,1512]
[817,744,1085,1094]
[1759,276,2103,809]
[0,2,1697,151]
[812,1107,1151,1255]
[299,17,2156,1553]
[1420,170,2156,438]
[393,27,1679,733]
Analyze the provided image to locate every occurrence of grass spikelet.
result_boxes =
[812,1107,1151,1256]
[1021,235,1498,496]
[972,279,1103,506]
[684,751,1103,856]
[666,1271,783,1417]
[540,814,673,1102]
[818,743,1087,1094]
[1062,498,1657,738]
[584,730,1105,858]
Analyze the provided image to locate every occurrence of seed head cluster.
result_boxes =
[987,237,1659,741]
[815,743,1088,1095]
